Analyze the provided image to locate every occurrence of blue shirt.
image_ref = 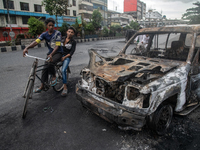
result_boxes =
[36,30,63,55]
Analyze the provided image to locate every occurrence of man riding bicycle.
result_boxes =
[23,18,63,93]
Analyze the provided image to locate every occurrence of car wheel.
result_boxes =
[148,104,173,135]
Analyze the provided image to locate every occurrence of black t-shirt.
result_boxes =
[61,36,76,58]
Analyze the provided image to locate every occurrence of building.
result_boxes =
[107,10,135,27]
[124,0,146,20]
[0,0,78,41]
[92,0,107,26]
[78,0,93,22]
[138,10,188,28]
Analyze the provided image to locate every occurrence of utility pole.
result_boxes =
[104,0,105,26]
[6,0,15,46]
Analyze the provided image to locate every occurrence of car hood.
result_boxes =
[89,51,186,84]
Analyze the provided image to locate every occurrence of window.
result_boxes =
[73,0,76,6]
[34,4,42,12]
[167,33,181,48]
[5,15,16,24]
[22,16,30,24]
[65,9,70,15]
[20,2,29,11]
[3,0,14,9]
[73,10,76,16]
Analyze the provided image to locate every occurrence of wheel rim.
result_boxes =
[156,105,173,134]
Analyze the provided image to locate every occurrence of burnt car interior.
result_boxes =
[128,32,200,62]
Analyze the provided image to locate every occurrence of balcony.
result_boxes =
[79,9,93,14]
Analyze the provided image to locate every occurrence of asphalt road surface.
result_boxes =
[1,38,200,150]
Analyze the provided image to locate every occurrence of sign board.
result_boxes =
[63,17,76,22]
[9,31,15,37]
[77,15,82,25]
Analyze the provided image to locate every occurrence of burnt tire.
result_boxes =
[148,104,173,135]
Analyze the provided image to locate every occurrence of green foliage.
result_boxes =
[114,24,122,33]
[102,26,109,37]
[27,17,45,37]
[85,22,95,34]
[110,24,121,33]
[42,0,69,26]
[59,22,70,36]
[92,8,103,30]
[182,1,200,24]
[124,25,131,30]
[130,20,139,30]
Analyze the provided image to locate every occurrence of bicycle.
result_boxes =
[22,54,70,118]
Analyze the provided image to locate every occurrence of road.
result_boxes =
[1,38,200,150]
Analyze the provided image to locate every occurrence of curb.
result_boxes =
[0,36,124,53]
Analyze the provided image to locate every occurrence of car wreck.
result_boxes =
[76,26,200,135]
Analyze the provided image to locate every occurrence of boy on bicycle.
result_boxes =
[23,17,63,93]
[60,26,76,96]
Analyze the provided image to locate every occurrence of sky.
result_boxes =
[108,0,197,19]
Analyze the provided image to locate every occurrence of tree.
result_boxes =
[27,17,45,37]
[114,24,122,33]
[130,20,140,30]
[102,26,109,37]
[42,0,69,27]
[182,1,200,24]
[85,22,95,34]
[59,22,70,36]
[92,8,103,30]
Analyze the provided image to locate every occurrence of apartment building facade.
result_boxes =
[0,0,78,41]
[124,0,146,20]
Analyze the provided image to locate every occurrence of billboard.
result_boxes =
[124,0,137,12]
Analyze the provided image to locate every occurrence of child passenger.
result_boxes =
[61,26,77,96]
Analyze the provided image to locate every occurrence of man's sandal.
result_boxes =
[33,88,42,93]
[61,89,68,97]
[51,77,57,86]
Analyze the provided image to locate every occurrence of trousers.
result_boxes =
[41,53,62,83]
[62,57,71,84]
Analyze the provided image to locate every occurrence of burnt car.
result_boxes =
[76,26,200,135]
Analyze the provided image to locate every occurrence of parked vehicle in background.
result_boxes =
[76,26,200,135]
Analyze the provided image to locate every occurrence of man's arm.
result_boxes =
[23,41,38,57]
[48,46,59,58]
[48,31,62,60]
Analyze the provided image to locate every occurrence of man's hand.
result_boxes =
[23,48,28,57]
[61,56,65,62]
[47,54,53,62]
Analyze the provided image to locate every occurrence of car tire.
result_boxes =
[148,103,173,135]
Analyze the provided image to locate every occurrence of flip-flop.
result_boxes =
[61,89,68,97]
[33,88,42,93]
[51,77,57,86]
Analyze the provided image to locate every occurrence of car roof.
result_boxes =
[138,26,200,34]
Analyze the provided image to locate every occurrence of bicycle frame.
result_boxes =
[23,59,38,98]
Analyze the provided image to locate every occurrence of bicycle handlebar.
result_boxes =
[25,53,49,61]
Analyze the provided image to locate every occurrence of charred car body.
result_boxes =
[76,26,200,135]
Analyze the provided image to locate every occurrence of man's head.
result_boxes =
[45,18,55,32]
[66,26,76,38]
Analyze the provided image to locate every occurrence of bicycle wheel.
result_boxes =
[22,79,34,118]
[53,65,64,92]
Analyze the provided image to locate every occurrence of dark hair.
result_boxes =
[68,26,76,33]
[45,18,55,25]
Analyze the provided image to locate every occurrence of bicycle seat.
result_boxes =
[57,62,63,66]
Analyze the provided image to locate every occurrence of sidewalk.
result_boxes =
[0,36,124,53]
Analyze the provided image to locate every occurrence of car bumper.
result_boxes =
[76,81,147,131]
